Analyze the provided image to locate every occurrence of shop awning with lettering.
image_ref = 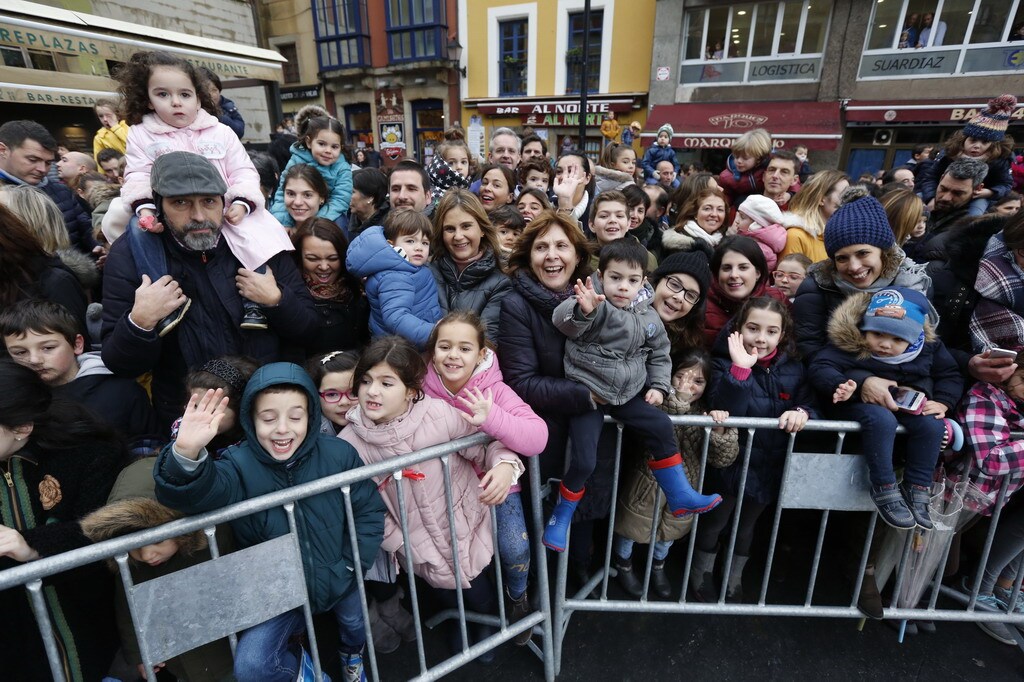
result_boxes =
[643,101,843,151]
[0,0,285,106]
[845,100,1024,125]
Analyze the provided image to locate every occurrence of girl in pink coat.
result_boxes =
[729,194,795,271]
[422,311,547,645]
[340,336,525,657]
[116,51,292,332]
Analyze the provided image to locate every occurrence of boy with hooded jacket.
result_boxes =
[154,362,385,682]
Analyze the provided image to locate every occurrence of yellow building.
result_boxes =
[459,0,655,161]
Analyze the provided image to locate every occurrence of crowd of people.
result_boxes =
[0,48,1023,679]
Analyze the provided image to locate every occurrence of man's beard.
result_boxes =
[171,219,221,251]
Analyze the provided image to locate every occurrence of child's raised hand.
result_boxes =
[457,387,494,426]
[644,388,663,406]
[727,331,758,369]
[574,278,605,315]
[833,379,857,403]
[174,389,230,459]
[779,409,809,433]
[225,203,247,225]
[922,400,948,419]
[478,461,517,506]
[553,163,584,207]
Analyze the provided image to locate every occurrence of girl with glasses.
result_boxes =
[306,349,360,435]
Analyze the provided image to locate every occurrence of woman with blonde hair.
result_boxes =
[782,170,850,263]
[0,184,71,254]
[430,188,511,342]
[881,188,927,259]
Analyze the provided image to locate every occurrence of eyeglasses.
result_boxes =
[319,390,356,403]
[772,270,806,283]
[663,276,701,305]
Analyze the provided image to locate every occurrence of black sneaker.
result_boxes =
[156,297,191,337]
[870,484,916,529]
[899,482,934,530]
[240,306,269,330]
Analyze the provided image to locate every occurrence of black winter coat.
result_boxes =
[498,269,617,521]
[39,178,98,254]
[0,434,126,681]
[431,249,511,342]
[100,231,318,429]
[709,332,817,504]
[287,294,370,360]
[807,292,963,411]
[923,213,1008,375]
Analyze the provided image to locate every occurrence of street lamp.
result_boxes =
[447,38,467,77]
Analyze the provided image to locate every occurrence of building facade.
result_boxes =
[649,0,1023,174]
[459,0,656,162]
[1,0,284,147]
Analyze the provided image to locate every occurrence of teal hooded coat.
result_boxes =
[154,362,385,613]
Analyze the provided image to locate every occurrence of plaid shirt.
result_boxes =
[955,381,1024,514]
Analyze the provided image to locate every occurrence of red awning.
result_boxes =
[845,99,1024,125]
[644,101,842,151]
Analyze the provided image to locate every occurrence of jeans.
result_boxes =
[495,491,530,599]
[613,533,673,562]
[830,403,945,488]
[233,589,365,682]
[965,195,990,217]
[981,504,1024,595]
[125,215,168,281]
[565,393,677,492]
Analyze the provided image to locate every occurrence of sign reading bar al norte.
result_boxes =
[0,20,281,81]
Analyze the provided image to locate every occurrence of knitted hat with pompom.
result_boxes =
[963,94,1017,143]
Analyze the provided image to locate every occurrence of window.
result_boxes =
[860,0,1024,79]
[278,43,300,84]
[312,0,370,71]
[386,0,446,62]
[566,10,603,94]
[499,19,528,97]
[681,1,830,85]
[1,46,28,69]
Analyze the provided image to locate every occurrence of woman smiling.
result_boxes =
[704,236,788,347]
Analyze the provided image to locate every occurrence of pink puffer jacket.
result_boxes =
[122,109,263,209]
[341,396,521,589]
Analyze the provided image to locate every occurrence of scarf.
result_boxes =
[969,232,1024,352]
[871,331,925,365]
[303,271,346,301]
[680,219,723,247]
[450,248,485,273]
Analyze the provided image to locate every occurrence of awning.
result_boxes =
[1,0,285,107]
[845,99,1024,125]
[643,101,843,151]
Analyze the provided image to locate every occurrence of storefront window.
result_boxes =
[681,1,829,85]
[860,0,1024,78]
[1,46,28,68]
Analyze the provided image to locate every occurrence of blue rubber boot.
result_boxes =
[942,419,964,452]
[649,453,722,517]
[542,484,584,552]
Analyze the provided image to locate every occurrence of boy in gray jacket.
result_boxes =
[543,239,722,552]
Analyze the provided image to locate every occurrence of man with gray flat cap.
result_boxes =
[101,151,317,429]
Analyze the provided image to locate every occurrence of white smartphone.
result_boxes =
[988,347,1019,360]
[892,386,926,414]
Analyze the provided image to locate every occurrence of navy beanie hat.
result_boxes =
[859,288,932,344]
[823,196,895,259]
[652,250,711,304]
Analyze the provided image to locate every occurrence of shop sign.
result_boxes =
[858,50,959,78]
[0,19,281,81]
[0,86,105,107]
[522,112,604,127]
[748,58,819,82]
[478,98,634,115]
[281,85,321,101]
[950,107,1024,121]
[679,137,789,149]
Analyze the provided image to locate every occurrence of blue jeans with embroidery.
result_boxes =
[233,589,364,682]
[495,491,530,599]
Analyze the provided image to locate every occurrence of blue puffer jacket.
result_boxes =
[708,327,818,504]
[641,143,678,183]
[271,143,353,226]
[346,225,442,349]
[154,363,386,613]
[806,291,964,411]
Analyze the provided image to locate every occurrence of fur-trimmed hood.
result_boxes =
[56,248,100,291]
[660,226,697,253]
[85,181,121,209]
[827,291,938,358]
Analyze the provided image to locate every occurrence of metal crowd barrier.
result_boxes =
[550,416,1024,676]
[0,434,555,682]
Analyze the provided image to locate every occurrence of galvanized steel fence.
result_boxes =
[1,419,1021,681]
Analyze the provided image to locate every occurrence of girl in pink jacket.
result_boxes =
[115,51,292,333]
[729,194,795,271]
[422,311,547,645]
[340,336,525,656]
